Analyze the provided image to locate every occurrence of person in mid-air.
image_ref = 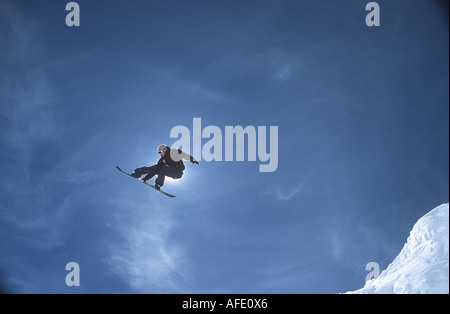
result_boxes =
[131,144,199,190]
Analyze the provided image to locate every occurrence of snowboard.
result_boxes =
[116,166,176,198]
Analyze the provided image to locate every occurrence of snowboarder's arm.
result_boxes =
[172,148,199,164]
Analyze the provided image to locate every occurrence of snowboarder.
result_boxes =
[130,144,199,190]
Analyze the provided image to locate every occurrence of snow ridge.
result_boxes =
[347,203,449,294]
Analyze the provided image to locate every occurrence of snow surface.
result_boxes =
[347,203,449,294]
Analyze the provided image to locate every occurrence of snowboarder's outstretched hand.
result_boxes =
[191,160,199,165]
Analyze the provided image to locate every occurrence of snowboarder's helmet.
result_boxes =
[157,144,168,154]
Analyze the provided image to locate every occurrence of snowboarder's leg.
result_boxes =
[132,165,160,181]
[155,166,183,187]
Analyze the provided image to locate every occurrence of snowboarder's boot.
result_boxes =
[154,183,161,190]
[130,172,140,178]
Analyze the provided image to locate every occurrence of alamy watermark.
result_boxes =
[64,2,380,28]
[65,262,80,287]
[365,262,380,282]
[65,2,80,27]
[365,2,381,27]
[169,118,279,173]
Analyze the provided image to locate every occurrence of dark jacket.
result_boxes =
[157,148,194,172]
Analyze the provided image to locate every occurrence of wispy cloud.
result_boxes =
[0,2,63,174]
[0,3,74,292]
[273,176,311,201]
[272,135,343,202]
[105,198,188,293]
[0,0,100,253]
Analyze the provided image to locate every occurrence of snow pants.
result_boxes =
[134,164,183,186]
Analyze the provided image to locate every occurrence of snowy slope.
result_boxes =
[347,203,449,294]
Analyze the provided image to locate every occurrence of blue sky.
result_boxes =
[0,0,448,293]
